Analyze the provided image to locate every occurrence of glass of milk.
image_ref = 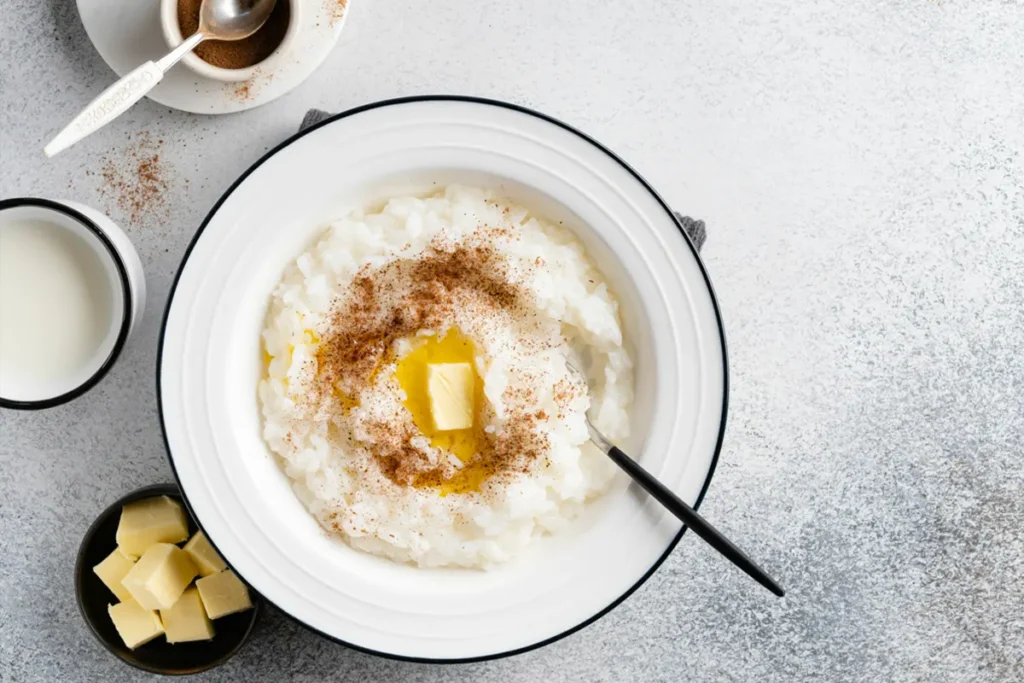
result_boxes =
[0,198,145,409]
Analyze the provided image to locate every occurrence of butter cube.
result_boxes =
[117,547,138,562]
[183,531,226,577]
[196,570,252,619]
[116,496,189,557]
[427,362,474,431]
[121,543,198,610]
[108,599,164,649]
[160,587,215,643]
[93,548,136,602]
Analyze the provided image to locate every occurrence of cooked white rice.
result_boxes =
[258,185,633,569]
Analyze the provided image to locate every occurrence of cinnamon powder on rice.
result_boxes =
[313,237,560,491]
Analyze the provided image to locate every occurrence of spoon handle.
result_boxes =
[605,445,785,597]
[44,33,205,158]
[155,32,206,72]
[43,62,164,157]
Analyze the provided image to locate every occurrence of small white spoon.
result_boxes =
[43,0,276,158]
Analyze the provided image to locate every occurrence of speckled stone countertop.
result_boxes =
[2,1,1023,681]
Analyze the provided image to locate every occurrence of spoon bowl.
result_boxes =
[198,0,277,41]
[161,0,295,83]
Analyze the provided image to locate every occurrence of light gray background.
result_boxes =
[2,0,1023,681]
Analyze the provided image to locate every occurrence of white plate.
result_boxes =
[76,0,349,114]
[158,97,728,661]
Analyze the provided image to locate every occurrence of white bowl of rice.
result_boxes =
[159,97,727,662]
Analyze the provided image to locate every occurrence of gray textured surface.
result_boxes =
[2,0,1024,681]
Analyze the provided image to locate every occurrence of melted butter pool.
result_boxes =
[394,328,493,495]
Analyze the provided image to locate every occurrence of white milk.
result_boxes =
[0,219,115,395]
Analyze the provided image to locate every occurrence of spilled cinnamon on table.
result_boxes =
[88,132,172,227]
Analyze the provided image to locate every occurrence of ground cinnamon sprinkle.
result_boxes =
[326,0,349,25]
[233,80,252,101]
[89,132,171,227]
[316,243,522,398]
[313,236,551,491]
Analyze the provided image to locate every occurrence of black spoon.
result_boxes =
[569,362,784,597]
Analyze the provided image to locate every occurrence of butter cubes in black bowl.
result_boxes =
[76,484,259,675]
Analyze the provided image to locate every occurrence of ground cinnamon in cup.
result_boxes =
[178,0,291,70]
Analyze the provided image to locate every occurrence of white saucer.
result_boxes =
[75,0,350,114]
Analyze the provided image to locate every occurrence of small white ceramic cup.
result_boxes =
[0,198,146,409]
[159,0,300,83]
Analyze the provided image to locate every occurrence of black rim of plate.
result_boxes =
[156,95,731,664]
[0,197,133,411]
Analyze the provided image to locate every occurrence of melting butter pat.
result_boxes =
[115,496,189,557]
[121,543,198,610]
[196,570,252,619]
[93,548,136,602]
[160,587,215,643]
[183,530,227,577]
[108,599,164,649]
[427,362,474,431]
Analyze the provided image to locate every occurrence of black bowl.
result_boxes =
[75,484,260,675]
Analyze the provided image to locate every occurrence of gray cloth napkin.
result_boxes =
[299,109,706,250]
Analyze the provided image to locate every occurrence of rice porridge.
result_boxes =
[258,185,634,569]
